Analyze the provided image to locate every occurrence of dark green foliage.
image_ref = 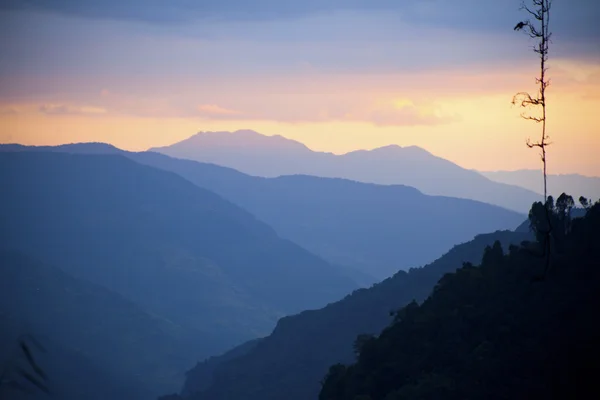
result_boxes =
[579,196,592,210]
[180,230,530,400]
[320,199,600,400]
[528,193,585,256]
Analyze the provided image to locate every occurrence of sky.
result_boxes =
[1,0,599,175]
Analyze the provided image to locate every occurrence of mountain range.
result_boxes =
[177,229,532,400]
[1,143,526,280]
[149,130,542,213]
[1,140,593,400]
[480,169,600,201]
[0,151,358,397]
[319,201,600,400]
[0,251,186,399]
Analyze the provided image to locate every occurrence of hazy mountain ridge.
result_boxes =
[480,169,600,201]
[0,251,188,398]
[149,130,541,212]
[165,130,314,152]
[0,315,148,400]
[1,143,526,280]
[179,229,532,400]
[0,151,358,392]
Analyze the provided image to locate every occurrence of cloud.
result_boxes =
[191,97,459,126]
[343,99,460,127]
[197,104,243,117]
[38,104,107,115]
[1,4,597,86]
[548,60,600,100]
[1,0,598,44]
[0,106,20,115]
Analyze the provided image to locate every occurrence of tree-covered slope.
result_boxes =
[320,199,600,400]
[179,230,531,400]
[0,152,357,362]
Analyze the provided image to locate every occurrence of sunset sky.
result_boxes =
[1,0,599,175]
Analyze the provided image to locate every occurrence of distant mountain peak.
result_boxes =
[371,144,402,152]
[344,144,436,162]
[148,129,541,212]
[371,144,431,155]
[156,130,311,152]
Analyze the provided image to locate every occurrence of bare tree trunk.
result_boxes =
[513,0,553,270]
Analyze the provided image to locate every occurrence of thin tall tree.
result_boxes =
[512,0,553,268]
[513,0,552,201]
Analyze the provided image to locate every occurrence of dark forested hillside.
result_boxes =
[0,144,526,280]
[0,151,357,387]
[320,199,600,400]
[179,229,531,400]
[0,252,179,399]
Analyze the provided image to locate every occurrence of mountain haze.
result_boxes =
[150,130,541,212]
[0,251,188,398]
[2,144,526,280]
[0,151,357,368]
[480,169,600,201]
[179,230,532,400]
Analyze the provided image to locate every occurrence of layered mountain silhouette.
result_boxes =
[149,130,541,212]
[1,144,526,280]
[0,251,189,399]
[178,230,532,400]
[480,169,600,201]
[1,316,147,400]
[0,151,358,395]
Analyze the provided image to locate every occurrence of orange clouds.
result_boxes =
[192,98,460,126]
[344,99,460,127]
[197,104,243,117]
[0,57,598,176]
[39,104,107,116]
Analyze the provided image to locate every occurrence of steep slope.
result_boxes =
[150,130,540,212]
[480,169,600,201]
[0,251,186,398]
[1,144,526,280]
[320,202,600,400]
[129,152,525,279]
[0,152,357,360]
[179,229,532,400]
[0,316,146,400]
[182,338,262,396]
